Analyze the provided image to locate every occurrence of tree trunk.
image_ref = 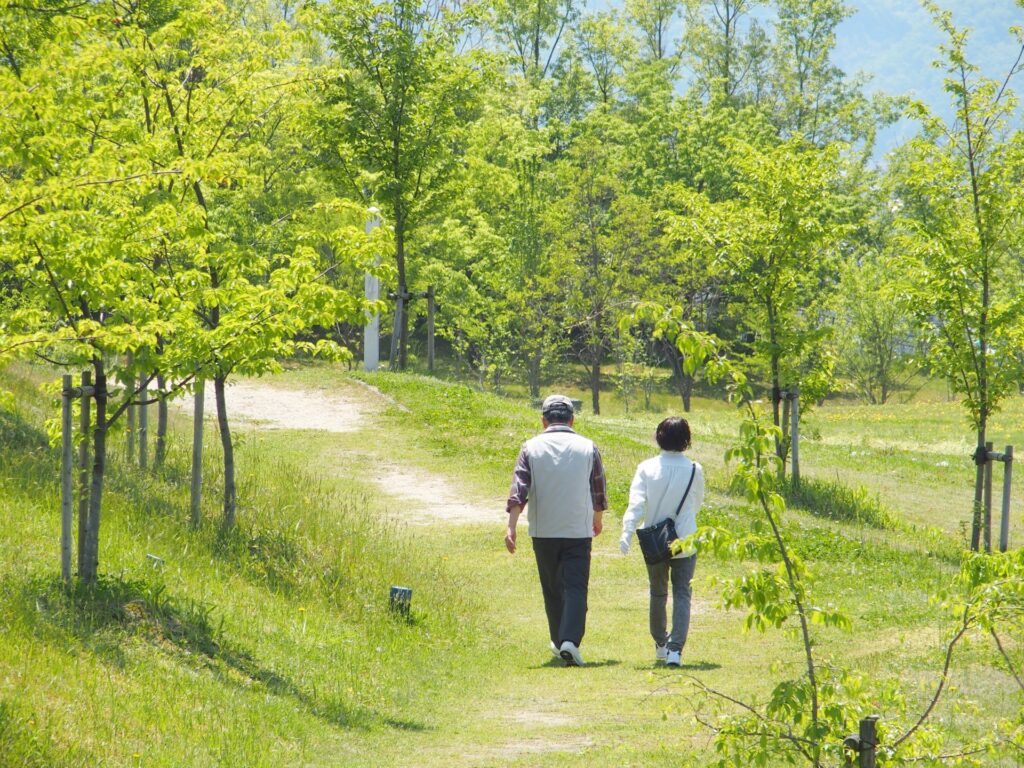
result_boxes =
[527,351,542,399]
[590,343,601,416]
[972,425,986,551]
[771,372,787,478]
[781,392,792,474]
[214,375,236,527]
[82,360,107,584]
[395,210,408,370]
[155,373,168,469]
[680,373,693,413]
[767,300,787,477]
[665,342,692,413]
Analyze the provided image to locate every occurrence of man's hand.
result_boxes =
[592,509,604,537]
[619,536,630,556]
[506,505,522,554]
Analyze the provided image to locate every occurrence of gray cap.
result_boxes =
[541,394,575,416]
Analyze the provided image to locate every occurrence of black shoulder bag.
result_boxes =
[635,465,697,565]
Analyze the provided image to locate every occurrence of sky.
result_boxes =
[831,0,1024,154]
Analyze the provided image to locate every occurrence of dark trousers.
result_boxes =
[531,537,592,647]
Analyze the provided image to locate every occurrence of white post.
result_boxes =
[790,387,800,488]
[190,381,204,527]
[77,371,91,576]
[364,211,381,372]
[138,374,148,471]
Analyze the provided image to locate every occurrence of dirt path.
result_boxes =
[200,379,494,525]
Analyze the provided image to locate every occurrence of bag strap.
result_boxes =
[671,465,698,524]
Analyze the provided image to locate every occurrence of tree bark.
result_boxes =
[590,342,601,416]
[214,375,236,527]
[527,350,542,399]
[665,341,692,413]
[82,360,107,584]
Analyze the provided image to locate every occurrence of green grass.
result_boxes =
[0,364,480,766]
[1,360,1022,766]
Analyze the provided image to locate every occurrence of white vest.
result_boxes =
[524,427,595,538]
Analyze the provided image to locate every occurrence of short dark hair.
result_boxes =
[544,407,574,425]
[656,417,691,452]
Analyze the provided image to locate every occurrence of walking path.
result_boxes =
[197,378,494,524]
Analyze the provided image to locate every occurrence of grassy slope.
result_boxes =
[1,361,1020,766]
[0,364,480,767]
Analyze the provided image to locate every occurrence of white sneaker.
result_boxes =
[559,640,585,667]
[550,641,559,657]
[666,649,681,667]
[655,644,668,662]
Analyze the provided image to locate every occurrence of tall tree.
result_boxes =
[891,4,1024,550]
[0,0,380,581]
[676,137,845,471]
[575,10,636,106]
[0,0,192,581]
[312,0,480,370]
[549,114,652,414]
[682,0,772,103]
[625,0,682,64]
[450,98,571,396]
[833,253,918,405]
[768,0,883,148]
[491,0,577,83]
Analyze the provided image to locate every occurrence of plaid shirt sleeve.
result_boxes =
[590,445,609,511]
[506,445,531,512]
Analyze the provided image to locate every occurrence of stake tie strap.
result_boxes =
[973,445,989,466]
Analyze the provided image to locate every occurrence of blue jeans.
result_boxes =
[646,555,696,652]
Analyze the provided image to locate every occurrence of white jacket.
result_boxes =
[621,452,704,558]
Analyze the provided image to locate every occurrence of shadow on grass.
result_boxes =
[780,476,898,530]
[0,407,57,488]
[530,658,623,670]
[632,659,722,672]
[680,660,721,671]
[12,573,429,734]
[0,406,49,451]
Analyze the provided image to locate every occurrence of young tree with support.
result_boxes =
[113,0,388,527]
[623,301,1024,766]
[675,136,846,475]
[310,0,482,371]
[0,0,385,584]
[892,5,1024,551]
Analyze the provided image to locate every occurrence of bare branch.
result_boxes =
[891,607,973,750]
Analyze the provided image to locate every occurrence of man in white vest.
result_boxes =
[505,394,608,666]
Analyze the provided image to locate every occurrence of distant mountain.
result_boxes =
[834,0,1022,157]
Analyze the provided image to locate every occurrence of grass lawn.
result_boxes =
[1,361,1021,766]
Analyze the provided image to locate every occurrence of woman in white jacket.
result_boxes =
[620,417,704,667]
